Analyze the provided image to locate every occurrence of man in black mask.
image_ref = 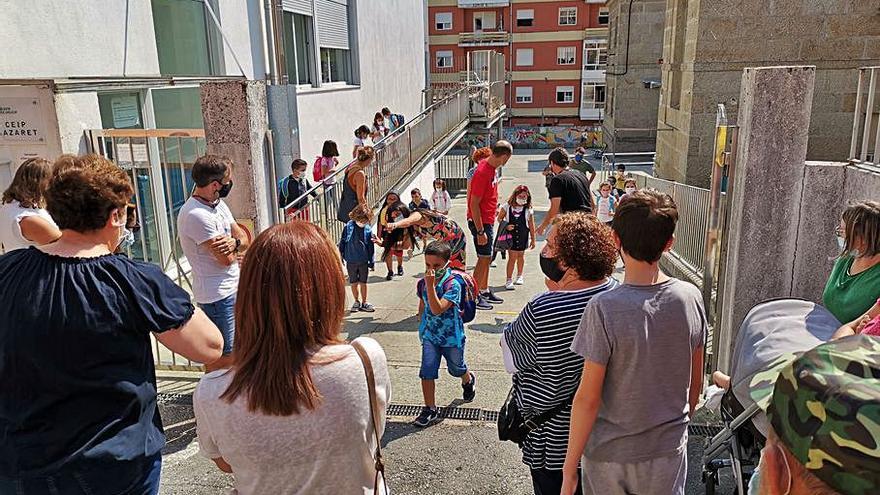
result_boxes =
[177,154,250,371]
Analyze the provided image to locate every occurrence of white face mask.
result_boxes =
[600,190,610,198]
[435,187,443,192]
[625,187,636,195]
[837,236,846,251]
[516,198,528,206]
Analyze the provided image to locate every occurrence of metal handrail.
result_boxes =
[280,87,468,212]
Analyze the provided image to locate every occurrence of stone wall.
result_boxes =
[656,0,880,187]
[603,0,666,153]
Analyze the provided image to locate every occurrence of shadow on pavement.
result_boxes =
[381,421,422,448]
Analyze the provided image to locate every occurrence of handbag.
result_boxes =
[351,341,389,495]
[498,385,575,445]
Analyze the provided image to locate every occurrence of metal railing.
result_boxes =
[849,66,880,167]
[279,89,471,241]
[435,153,471,192]
[459,31,510,47]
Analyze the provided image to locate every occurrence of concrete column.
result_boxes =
[717,66,815,372]
[266,85,301,184]
[200,81,273,234]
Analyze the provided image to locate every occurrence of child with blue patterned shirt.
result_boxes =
[413,241,476,427]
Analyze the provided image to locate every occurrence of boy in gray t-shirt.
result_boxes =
[561,190,707,495]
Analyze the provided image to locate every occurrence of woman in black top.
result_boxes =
[0,154,223,495]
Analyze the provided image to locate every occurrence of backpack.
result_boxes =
[278,176,291,206]
[392,114,405,128]
[313,156,325,182]
[417,269,478,324]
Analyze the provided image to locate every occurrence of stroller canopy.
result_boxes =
[728,299,840,435]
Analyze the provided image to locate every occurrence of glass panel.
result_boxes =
[286,13,314,85]
[152,87,204,129]
[152,0,219,75]
[320,48,350,83]
[98,93,144,129]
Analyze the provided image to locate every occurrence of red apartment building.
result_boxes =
[428,0,608,127]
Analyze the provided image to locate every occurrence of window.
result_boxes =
[283,12,316,85]
[598,9,610,25]
[436,50,453,68]
[582,83,606,109]
[516,48,533,66]
[320,48,350,84]
[557,46,576,65]
[556,86,575,103]
[583,39,608,70]
[151,0,224,75]
[516,9,534,27]
[559,7,577,26]
[435,12,452,30]
[515,86,533,104]
[473,11,496,31]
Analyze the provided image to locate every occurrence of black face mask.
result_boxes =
[540,255,567,283]
[217,180,234,198]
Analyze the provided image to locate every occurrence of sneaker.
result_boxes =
[484,292,504,304]
[413,406,441,427]
[397,266,404,276]
[515,275,524,285]
[505,280,515,290]
[386,271,394,281]
[476,296,493,311]
[462,372,476,402]
[360,302,376,313]
[350,302,361,312]
[490,260,498,268]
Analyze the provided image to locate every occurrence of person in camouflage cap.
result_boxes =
[761,335,880,495]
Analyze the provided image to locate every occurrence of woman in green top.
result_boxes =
[823,201,880,323]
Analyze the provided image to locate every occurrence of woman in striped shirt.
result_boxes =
[503,212,619,495]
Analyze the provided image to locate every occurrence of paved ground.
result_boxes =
[156,152,732,494]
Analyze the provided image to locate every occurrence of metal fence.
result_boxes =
[280,89,471,241]
[849,66,880,166]
[435,153,471,192]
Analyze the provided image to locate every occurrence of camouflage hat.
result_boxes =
[767,335,880,495]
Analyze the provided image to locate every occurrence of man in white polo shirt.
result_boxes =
[178,154,249,371]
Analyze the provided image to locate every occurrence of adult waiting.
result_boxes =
[754,336,880,495]
[0,155,222,494]
[194,222,390,494]
[570,148,596,185]
[537,148,594,236]
[0,157,61,251]
[387,208,468,271]
[337,146,374,223]
[823,201,880,324]
[178,155,250,372]
[468,140,513,310]
[502,213,619,494]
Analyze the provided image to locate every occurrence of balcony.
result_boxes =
[580,104,605,121]
[458,0,509,7]
[459,31,510,47]
[582,67,606,82]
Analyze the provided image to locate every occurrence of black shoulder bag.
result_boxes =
[498,385,575,445]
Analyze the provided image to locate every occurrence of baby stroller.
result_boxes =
[701,299,840,494]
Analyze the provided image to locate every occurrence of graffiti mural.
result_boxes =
[459,126,604,150]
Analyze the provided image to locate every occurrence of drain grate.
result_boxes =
[689,424,723,437]
[386,403,498,422]
[158,392,193,406]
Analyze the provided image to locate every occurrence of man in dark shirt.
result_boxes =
[537,147,594,236]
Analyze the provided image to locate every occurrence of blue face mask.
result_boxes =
[118,228,135,251]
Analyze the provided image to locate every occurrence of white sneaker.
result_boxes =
[515,275,524,285]
[505,280,515,290]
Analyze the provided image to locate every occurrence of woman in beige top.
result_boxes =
[194,221,391,495]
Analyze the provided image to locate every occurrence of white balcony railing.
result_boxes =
[459,31,510,47]
[458,0,509,7]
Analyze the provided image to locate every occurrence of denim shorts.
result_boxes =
[468,221,495,258]
[199,293,236,355]
[419,340,468,380]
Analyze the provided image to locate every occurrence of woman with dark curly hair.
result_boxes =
[502,212,619,494]
[0,154,223,494]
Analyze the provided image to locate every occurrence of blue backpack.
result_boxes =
[417,270,478,324]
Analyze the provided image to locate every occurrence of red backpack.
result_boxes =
[313,156,325,182]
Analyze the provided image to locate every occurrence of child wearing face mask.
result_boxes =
[431,179,452,215]
[619,178,638,203]
[497,185,537,290]
[595,183,617,225]
[278,158,316,221]
[338,205,377,313]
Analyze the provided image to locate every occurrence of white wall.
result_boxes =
[0,0,160,78]
[216,0,266,80]
[54,92,103,154]
[294,0,426,160]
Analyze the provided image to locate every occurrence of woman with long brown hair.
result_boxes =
[0,157,61,251]
[193,221,390,494]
